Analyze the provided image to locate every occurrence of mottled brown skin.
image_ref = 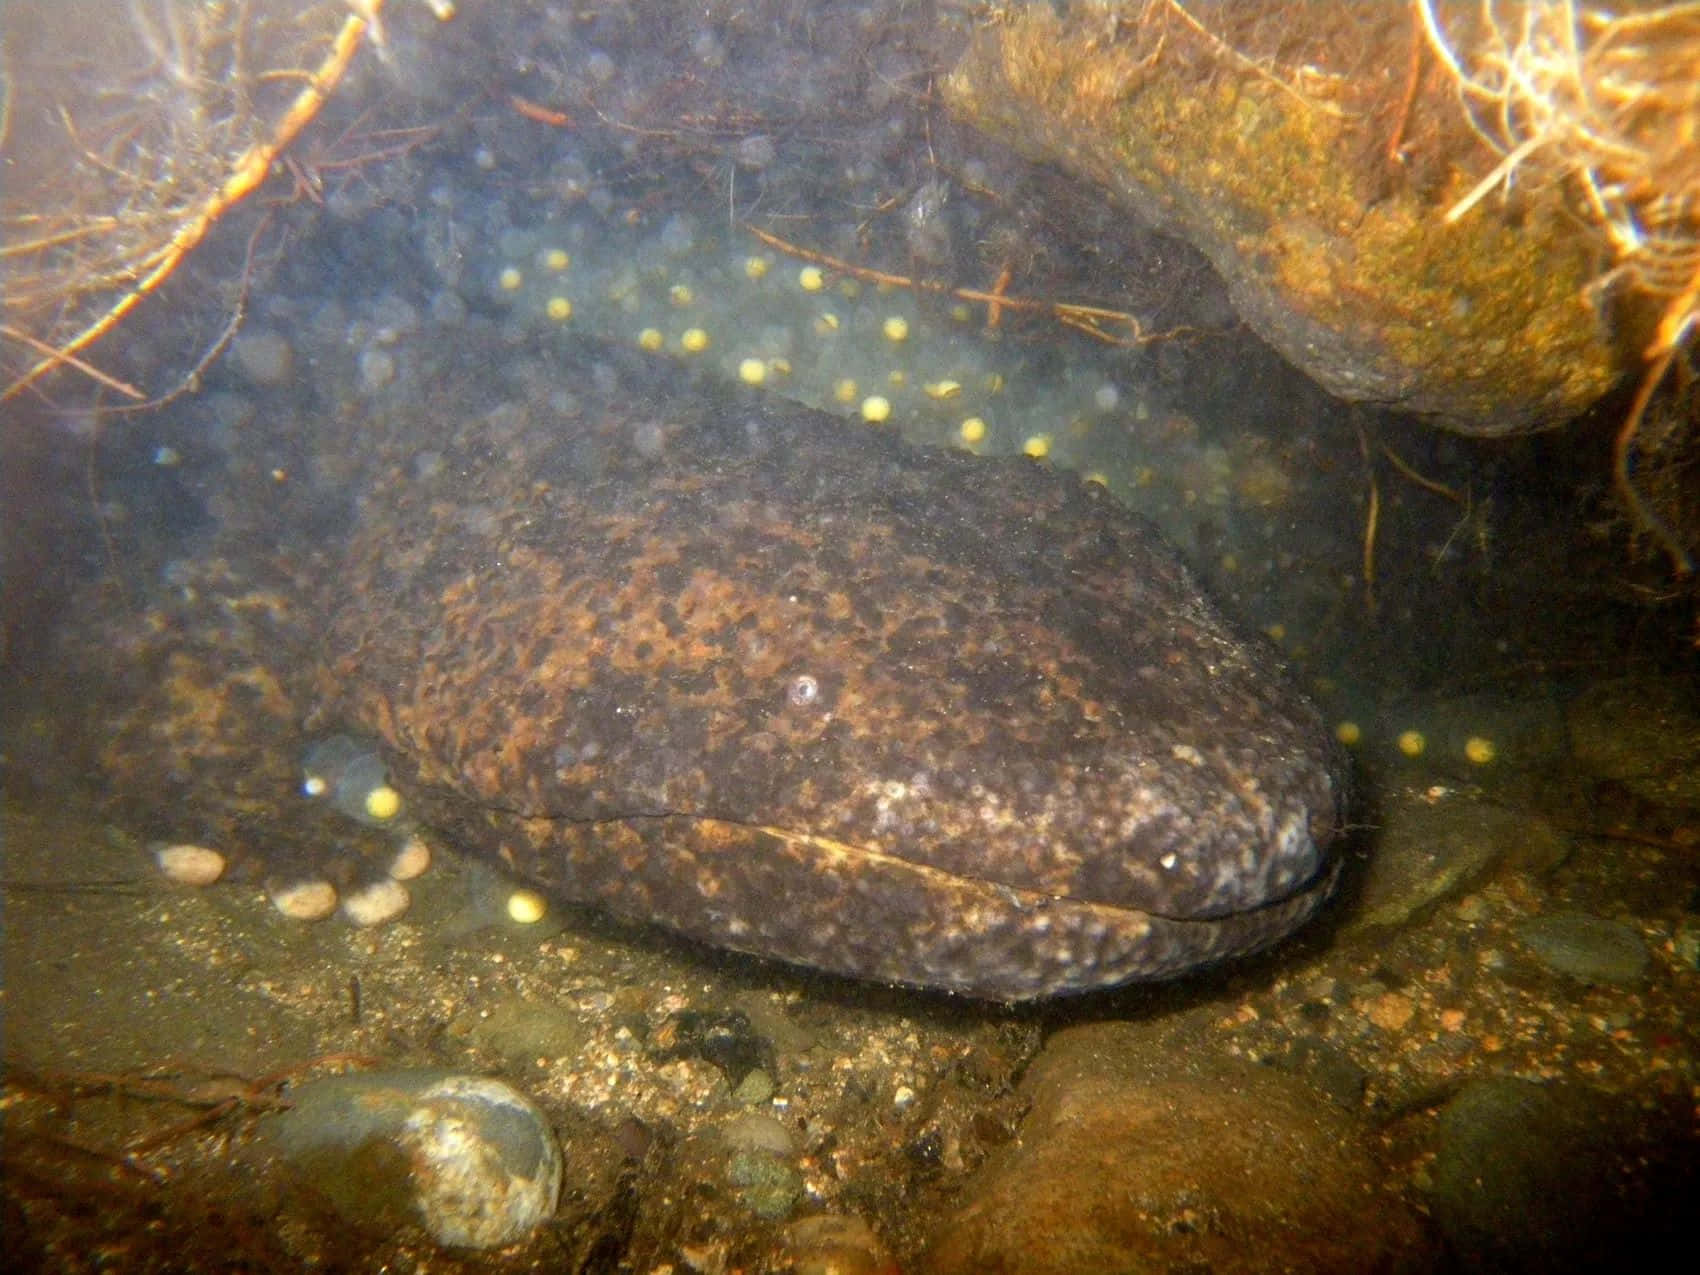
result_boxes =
[45,543,406,899]
[325,350,1344,1000]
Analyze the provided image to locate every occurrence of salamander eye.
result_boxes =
[786,674,820,708]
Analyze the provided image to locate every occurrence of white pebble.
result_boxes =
[342,878,411,926]
[155,843,226,886]
[389,835,433,881]
[270,879,339,921]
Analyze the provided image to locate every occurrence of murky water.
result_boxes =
[4,3,1696,1271]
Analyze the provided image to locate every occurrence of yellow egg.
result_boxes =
[507,889,548,925]
[744,255,770,280]
[1397,730,1427,758]
[679,327,710,353]
[498,265,523,291]
[544,248,570,270]
[798,266,825,292]
[861,395,892,423]
[924,380,962,400]
[1022,433,1052,459]
[950,303,973,323]
[545,295,573,321]
[669,283,694,307]
[958,417,987,445]
[638,327,664,351]
[1084,471,1108,487]
[364,785,403,821]
[1335,721,1363,746]
[882,315,910,342]
[1464,735,1497,765]
[887,369,907,387]
[738,357,768,385]
[813,312,841,335]
[1264,622,1286,642]
[834,378,859,405]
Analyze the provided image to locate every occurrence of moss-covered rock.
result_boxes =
[945,1,1626,434]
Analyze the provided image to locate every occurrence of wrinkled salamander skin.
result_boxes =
[327,343,1346,1000]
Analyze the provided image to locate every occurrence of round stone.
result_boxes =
[342,878,411,926]
[267,1070,562,1250]
[270,879,339,921]
[155,843,226,886]
[389,834,432,881]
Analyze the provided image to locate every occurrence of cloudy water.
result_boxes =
[3,2,1696,1271]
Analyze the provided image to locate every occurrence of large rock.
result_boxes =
[945,1,1625,434]
[923,1022,1432,1273]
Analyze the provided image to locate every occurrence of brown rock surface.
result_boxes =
[945,1,1627,434]
[923,1021,1431,1273]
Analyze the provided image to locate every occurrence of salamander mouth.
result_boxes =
[648,814,1335,925]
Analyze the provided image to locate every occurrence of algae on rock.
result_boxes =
[944,1,1625,435]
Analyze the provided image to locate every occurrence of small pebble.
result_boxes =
[1516,912,1649,986]
[155,843,226,886]
[389,835,432,881]
[342,878,411,927]
[270,879,339,921]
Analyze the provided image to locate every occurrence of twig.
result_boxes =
[2,3,386,402]
[1387,5,1426,165]
[0,325,144,400]
[1379,442,1464,503]
[1354,415,1380,614]
[1614,342,1695,577]
[744,224,1193,347]
[112,210,279,415]
[1161,0,1342,116]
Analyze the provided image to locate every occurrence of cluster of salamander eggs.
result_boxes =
[488,228,1134,480]
[154,736,547,929]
